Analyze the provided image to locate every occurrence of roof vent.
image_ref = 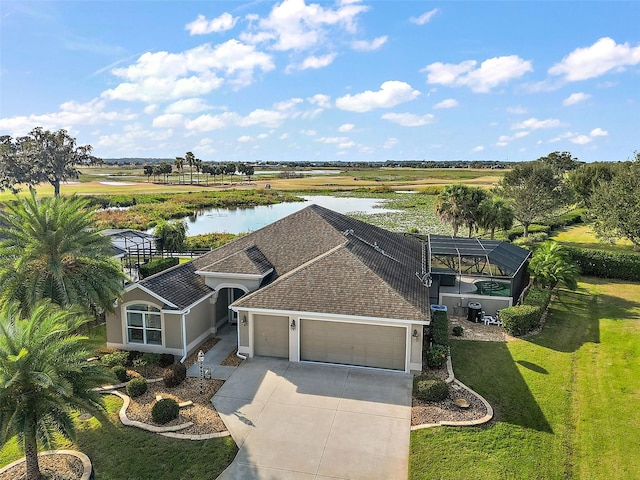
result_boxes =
[342,229,354,236]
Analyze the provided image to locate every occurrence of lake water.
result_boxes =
[159,196,395,236]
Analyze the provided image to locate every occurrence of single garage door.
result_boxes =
[254,314,289,358]
[300,320,406,370]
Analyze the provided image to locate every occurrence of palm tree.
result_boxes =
[0,191,125,315]
[435,185,470,237]
[185,151,195,184]
[154,220,188,256]
[0,302,112,480]
[194,158,202,184]
[479,196,514,239]
[529,241,580,290]
[174,157,184,184]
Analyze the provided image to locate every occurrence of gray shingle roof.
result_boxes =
[136,204,429,316]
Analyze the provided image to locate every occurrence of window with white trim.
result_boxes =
[125,303,162,345]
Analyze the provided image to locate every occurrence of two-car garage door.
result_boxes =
[300,319,406,371]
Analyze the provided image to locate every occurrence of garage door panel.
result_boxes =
[254,314,289,358]
[300,319,406,371]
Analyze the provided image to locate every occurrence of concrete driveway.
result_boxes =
[213,358,412,480]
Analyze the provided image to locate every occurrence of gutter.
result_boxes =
[179,309,191,363]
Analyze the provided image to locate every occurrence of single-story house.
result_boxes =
[105,205,531,373]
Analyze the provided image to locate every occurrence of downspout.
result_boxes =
[179,309,191,363]
[231,306,247,360]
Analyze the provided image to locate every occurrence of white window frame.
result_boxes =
[124,302,164,347]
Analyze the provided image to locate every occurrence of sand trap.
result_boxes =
[99,181,138,186]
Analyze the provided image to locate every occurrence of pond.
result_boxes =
[161,196,396,236]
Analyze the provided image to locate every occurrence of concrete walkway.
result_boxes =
[214,358,412,480]
[186,324,239,381]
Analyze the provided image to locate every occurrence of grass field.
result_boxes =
[410,277,640,479]
[552,225,636,253]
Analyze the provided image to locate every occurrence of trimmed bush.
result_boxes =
[125,350,142,367]
[163,362,187,387]
[507,224,550,241]
[513,232,549,248]
[126,376,148,398]
[111,365,129,383]
[452,326,464,337]
[101,350,129,368]
[525,286,552,309]
[566,247,640,281]
[158,353,175,368]
[139,257,179,279]
[414,377,449,402]
[151,398,179,425]
[500,304,542,336]
[425,344,449,369]
[140,352,161,366]
[431,311,449,347]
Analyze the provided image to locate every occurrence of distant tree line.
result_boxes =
[143,153,254,185]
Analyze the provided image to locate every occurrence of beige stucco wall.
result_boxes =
[186,297,214,345]
[410,324,423,369]
[164,313,183,350]
[239,312,250,347]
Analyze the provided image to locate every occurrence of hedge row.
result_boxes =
[139,257,179,279]
[566,247,640,281]
[500,286,551,336]
[430,310,449,347]
[507,209,585,241]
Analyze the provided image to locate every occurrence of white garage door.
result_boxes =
[254,314,289,358]
[300,320,406,370]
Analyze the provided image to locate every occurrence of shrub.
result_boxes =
[101,350,129,368]
[139,257,179,279]
[414,377,449,402]
[111,365,129,383]
[126,376,148,398]
[507,224,550,241]
[158,353,175,368]
[151,398,180,425]
[163,362,187,387]
[140,352,161,366]
[452,326,464,337]
[125,350,142,367]
[500,304,542,336]
[524,286,552,309]
[566,247,640,281]
[425,344,449,369]
[513,232,549,248]
[430,311,449,347]
[418,185,445,195]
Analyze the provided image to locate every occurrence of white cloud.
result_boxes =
[338,123,355,132]
[410,9,439,25]
[184,107,288,132]
[102,40,274,102]
[562,92,591,106]
[308,93,331,108]
[512,117,561,130]
[423,55,532,92]
[433,98,458,109]
[472,145,484,152]
[335,81,420,112]
[383,137,398,149]
[316,136,349,144]
[571,135,592,145]
[96,124,173,153]
[279,133,290,140]
[590,127,608,137]
[300,129,317,136]
[165,98,211,114]
[238,135,253,143]
[152,113,184,128]
[549,37,640,82]
[298,53,337,70]
[186,13,238,35]
[143,104,158,115]
[257,133,269,139]
[351,36,387,51]
[273,98,303,111]
[242,0,369,51]
[496,131,529,147]
[0,98,136,136]
[507,105,528,114]
[381,112,434,127]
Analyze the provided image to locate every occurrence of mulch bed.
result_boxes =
[220,348,244,367]
[0,454,83,480]
[183,337,220,369]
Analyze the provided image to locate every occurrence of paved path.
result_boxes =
[214,358,412,480]
[187,324,239,381]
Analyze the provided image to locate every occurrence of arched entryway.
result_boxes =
[215,287,247,325]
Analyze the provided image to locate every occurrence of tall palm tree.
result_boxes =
[194,158,202,184]
[185,151,195,184]
[0,191,125,315]
[479,196,514,239]
[435,184,470,237]
[174,157,184,184]
[0,302,112,480]
[529,241,580,290]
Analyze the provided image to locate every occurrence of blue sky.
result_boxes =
[1,1,639,162]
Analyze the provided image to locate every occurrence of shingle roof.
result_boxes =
[136,204,429,316]
[198,245,273,275]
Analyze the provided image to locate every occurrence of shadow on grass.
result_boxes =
[526,286,639,353]
[516,360,548,374]
[451,341,552,433]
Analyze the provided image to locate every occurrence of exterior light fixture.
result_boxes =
[290,319,296,330]
[412,329,419,339]
[241,315,247,326]
[197,350,205,394]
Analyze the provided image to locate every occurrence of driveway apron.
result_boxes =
[213,358,412,480]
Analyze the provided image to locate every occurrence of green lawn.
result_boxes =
[0,396,237,479]
[410,277,640,479]
[551,225,636,253]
